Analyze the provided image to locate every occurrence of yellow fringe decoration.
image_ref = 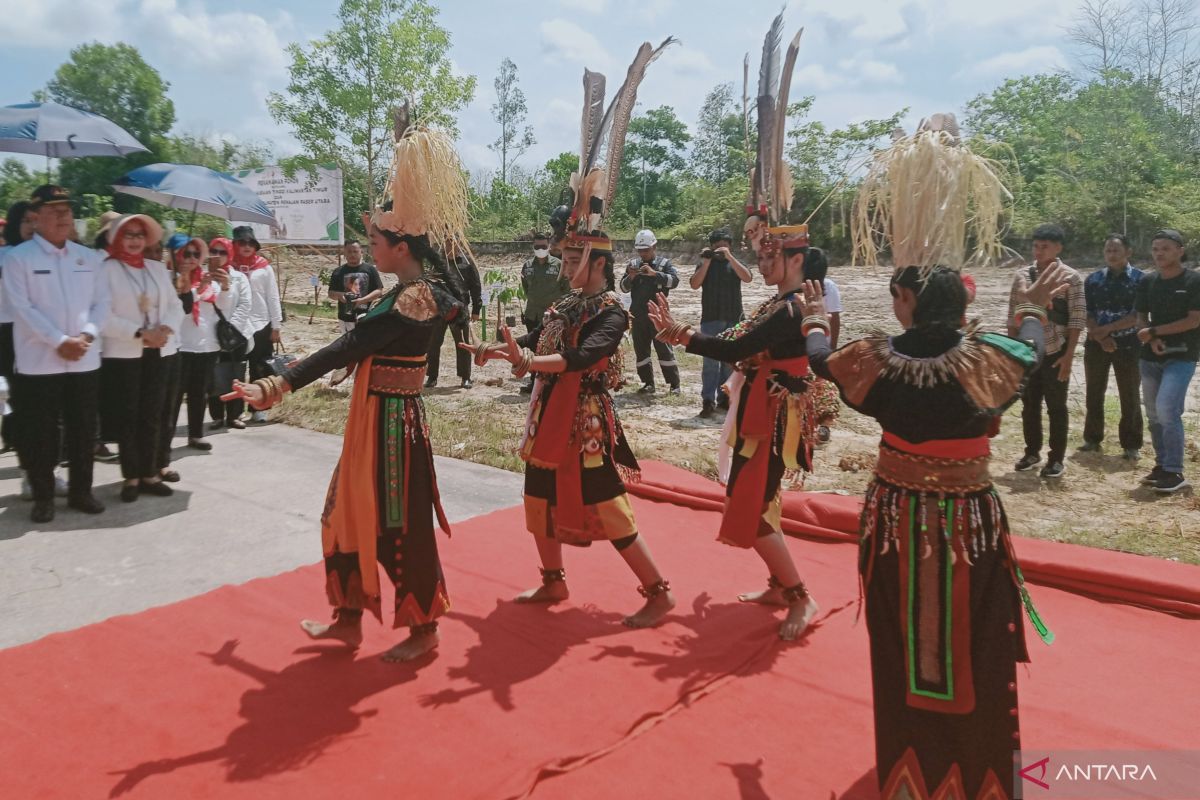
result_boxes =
[372,127,471,250]
[852,124,1012,275]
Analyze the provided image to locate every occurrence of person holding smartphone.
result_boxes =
[1135,229,1200,493]
[689,226,752,417]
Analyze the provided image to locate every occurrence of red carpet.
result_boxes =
[2,485,1198,799]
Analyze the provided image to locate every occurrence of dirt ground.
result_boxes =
[271,253,1200,565]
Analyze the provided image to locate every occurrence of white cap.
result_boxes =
[634,229,657,250]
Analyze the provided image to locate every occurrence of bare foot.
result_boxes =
[300,617,363,648]
[622,590,677,628]
[779,595,820,641]
[380,630,439,662]
[515,581,569,604]
[737,585,788,607]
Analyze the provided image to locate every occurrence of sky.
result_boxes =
[0,0,1088,177]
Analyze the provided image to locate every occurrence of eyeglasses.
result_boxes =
[210,248,227,255]
[182,249,202,258]
[122,230,147,240]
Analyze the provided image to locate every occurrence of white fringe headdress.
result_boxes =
[851,113,1012,276]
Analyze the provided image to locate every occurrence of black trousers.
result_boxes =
[248,324,274,381]
[1021,349,1070,464]
[157,354,181,469]
[100,352,170,480]
[631,313,679,388]
[175,351,218,440]
[1082,341,1143,449]
[426,318,471,381]
[13,370,98,503]
[208,354,246,422]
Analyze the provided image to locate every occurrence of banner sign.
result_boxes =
[232,165,343,245]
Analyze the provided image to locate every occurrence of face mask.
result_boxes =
[533,248,549,259]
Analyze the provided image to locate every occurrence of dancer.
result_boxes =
[804,113,1062,799]
[224,112,470,662]
[648,12,818,641]
[469,40,678,628]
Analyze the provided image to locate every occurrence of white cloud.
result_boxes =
[955,45,1068,80]
[0,0,122,48]
[857,60,902,83]
[539,19,614,72]
[791,64,840,93]
[139,0,293,78]
[660,45,716,76]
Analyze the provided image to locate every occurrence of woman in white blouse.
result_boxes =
[230,226,281,423]
[99,215,183,503]
[170,237,231,452]
[205,236,255,429]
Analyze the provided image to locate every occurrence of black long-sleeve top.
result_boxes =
[516,304,627,374]
[282,281,460,391]
[805,318,1046,443]
[684,301,804,363]
[620,256,679,317]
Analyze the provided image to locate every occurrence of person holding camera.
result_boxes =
[621,229,680,394]
[689,226,751,417]
[1007,224,1085,479]
[1136,229,1200,494]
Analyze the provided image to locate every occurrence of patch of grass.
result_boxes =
[283,300,338,321]
[1033,520,1200,565]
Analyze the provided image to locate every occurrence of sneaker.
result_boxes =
[817,425,831,444]
[54,475,68,497]
[637,384,656,395]
[699,400,716,419]
[1015,454,1041,472]
[251,411,268,423]
[1040,461,1066,479]
[1078,441,1101,453]
[229,418,246,430]
[668,385,682,396]
[1122,448,1140,461]
[1154,473,1190,494]
[461,379,473,390]
[1141,466,1165,485]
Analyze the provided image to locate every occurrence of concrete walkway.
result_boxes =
[0,421,523,649]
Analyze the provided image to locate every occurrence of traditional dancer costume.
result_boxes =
[804,114,1054,799]
[241,114,471,640]
[495,38,676,604]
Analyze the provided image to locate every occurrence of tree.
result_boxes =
[1068,0,1135,76]
[613,106,692,231]
[489,58,535,185]
[167,134,273,174]
[268,0,476,211]
[691,83,746,185]
[38,42,175,204]
[0,159,40,212]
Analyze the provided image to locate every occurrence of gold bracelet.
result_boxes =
[254,375,285,407]
[1014,303,1047,324]
[511,349,534,378]
[656,321,692,345]
[801,315,831,335]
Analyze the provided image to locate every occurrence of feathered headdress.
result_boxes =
[561,37,677,254]
[851,112,1012,277]
[369,104,471,252]
[743,10,805,256]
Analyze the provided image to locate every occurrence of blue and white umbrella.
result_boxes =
[0,101,148,158]
[113,163,276,226]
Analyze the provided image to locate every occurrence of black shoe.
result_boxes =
[519,382,534,394]
[31,501,55,523]
[1015,454,1041,472]
[1154,473,1190,494]
[1078,441,1101,453]
[1040,461,1066,479]
[668,385,682,396]
[1141,466,1165,485]
[94,443,119,463]
[461,379,473,389]
[210,420,225,431]
[67,494,105,514]
[637,384,656,395]
[424,377,437,388]
[160,470,181,483]
[187,438,213,451]
[120,484,140,503]
[717,394,730,410]
[699,400,716,419]
[139,480,174,497]
[1122,448,1140,460]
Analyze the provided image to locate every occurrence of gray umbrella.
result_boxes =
[0,101,148,158]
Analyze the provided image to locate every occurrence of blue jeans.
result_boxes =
[700,320,736,403]
[1140,358,1197,474]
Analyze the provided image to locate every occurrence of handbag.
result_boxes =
[267,342,299,376]
[211,305,249,355]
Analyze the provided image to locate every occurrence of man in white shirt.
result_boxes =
[4,186,110,522]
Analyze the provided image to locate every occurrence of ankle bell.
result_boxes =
[637,579,671,598]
